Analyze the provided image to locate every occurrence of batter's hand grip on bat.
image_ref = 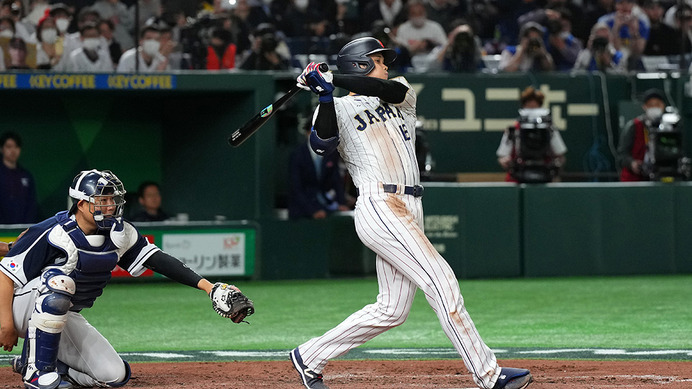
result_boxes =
[227,63,329,148]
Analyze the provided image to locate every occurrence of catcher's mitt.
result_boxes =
[210,282,255,323]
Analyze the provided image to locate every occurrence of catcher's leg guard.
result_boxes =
[24,269,75,385]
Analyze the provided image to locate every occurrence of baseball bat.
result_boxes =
[228,63,329,147]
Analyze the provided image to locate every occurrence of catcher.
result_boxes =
[0,169,254,389]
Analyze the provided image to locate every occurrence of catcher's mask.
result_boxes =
[69,169,126,230]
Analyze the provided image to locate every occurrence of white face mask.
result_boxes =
[142,39,160,56]
[645,107,663,121]
[41,28,58,44]
[56,18,70,33]
[294,0,308,10]
[82,37,100,51]
[0,29,13,38]
[410,16,426,28]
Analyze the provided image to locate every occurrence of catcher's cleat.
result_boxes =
[23,370,72,389]
[11,356,26,375]
[290,348,329,389]
[492,367,533,389]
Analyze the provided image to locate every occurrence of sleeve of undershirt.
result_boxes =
[332,74,409,104]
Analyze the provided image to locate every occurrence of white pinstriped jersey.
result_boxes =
[314,76,419,187]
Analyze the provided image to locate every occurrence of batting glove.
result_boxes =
[306,72,334,103]
[296,62,320,91]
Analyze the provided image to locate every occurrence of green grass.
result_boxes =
[59,275,692,352]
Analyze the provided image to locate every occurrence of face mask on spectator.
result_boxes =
[41,28,58,44]
[0,29,13,38]
[142,39,160,56]
[83,37,100,51]
[294,0,308,10]
[56,18,70,33]
[410,16,425,28]
[645,107,663,121]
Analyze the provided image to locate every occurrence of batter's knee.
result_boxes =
[374,303,410,327]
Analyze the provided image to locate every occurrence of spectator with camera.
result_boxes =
[573,22,627,72]
[499,21,554,72]
[597,0,649,71]
[496,86,567,183]
[238,23,289,70]
[617,88,667,181]
[518,5,583,71]
[431,19,483,72]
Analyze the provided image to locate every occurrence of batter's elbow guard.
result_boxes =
[310,128,339,156]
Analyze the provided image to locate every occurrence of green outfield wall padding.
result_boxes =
[422,183,522,278]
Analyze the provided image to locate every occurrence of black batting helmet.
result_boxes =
[336,37,397,75]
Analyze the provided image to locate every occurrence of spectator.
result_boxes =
[0,131,38,224]
[156,19,183,69]
[643,0,680,56]
[573,22,628,72]
[617,88,667,181]
[362,0,407,31]
[239,23,289,70]
[116,25,169,72]
[206,26,236,70]
[49,2,72,37]
[0,14,15,38]
[47,3,73,71]
[32,13,62,69]
[7,36,29,68]
[394,0,447,71]
[130,181,169,222]
[496,86,567,183]
[288,124,350,220]
[91,0,134,50]
[0,0,32,41]
[66,22,113,71]
[431,20,483,72]
[518,5,583,71]
[597,0,649,71]
[98,19,122,66]
[498,21,555,72]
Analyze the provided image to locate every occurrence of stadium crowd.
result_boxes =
[0,0,691,72]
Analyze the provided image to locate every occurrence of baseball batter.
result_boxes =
[289,38,533,389]
[0,169,253,389]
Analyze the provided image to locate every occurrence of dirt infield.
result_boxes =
[2,359,691,388]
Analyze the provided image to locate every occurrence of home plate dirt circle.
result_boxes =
[3,359,691,388]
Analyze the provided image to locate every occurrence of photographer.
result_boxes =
[499,22,554,72]
[238,23,289,71]
[617,89,669,181]
[432,20,483,72]
[496,86,567,183]
[573,22,627,73]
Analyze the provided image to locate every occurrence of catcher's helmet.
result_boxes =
[69,169,126,229]
[336,37,396,75]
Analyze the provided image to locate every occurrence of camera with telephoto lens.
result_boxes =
[642,107,691,181]
[259,33,278,53]
[591,36,609,53]
[527,37,542,54]
[453,30,475,53]
[508,108,559,183]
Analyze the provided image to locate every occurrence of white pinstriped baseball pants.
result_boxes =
[297,183,501,389]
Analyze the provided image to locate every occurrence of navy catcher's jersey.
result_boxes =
[0,211,159,310]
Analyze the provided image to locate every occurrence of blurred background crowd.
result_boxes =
[1,0,692,72]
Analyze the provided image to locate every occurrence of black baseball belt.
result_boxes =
[357,184,424,197]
